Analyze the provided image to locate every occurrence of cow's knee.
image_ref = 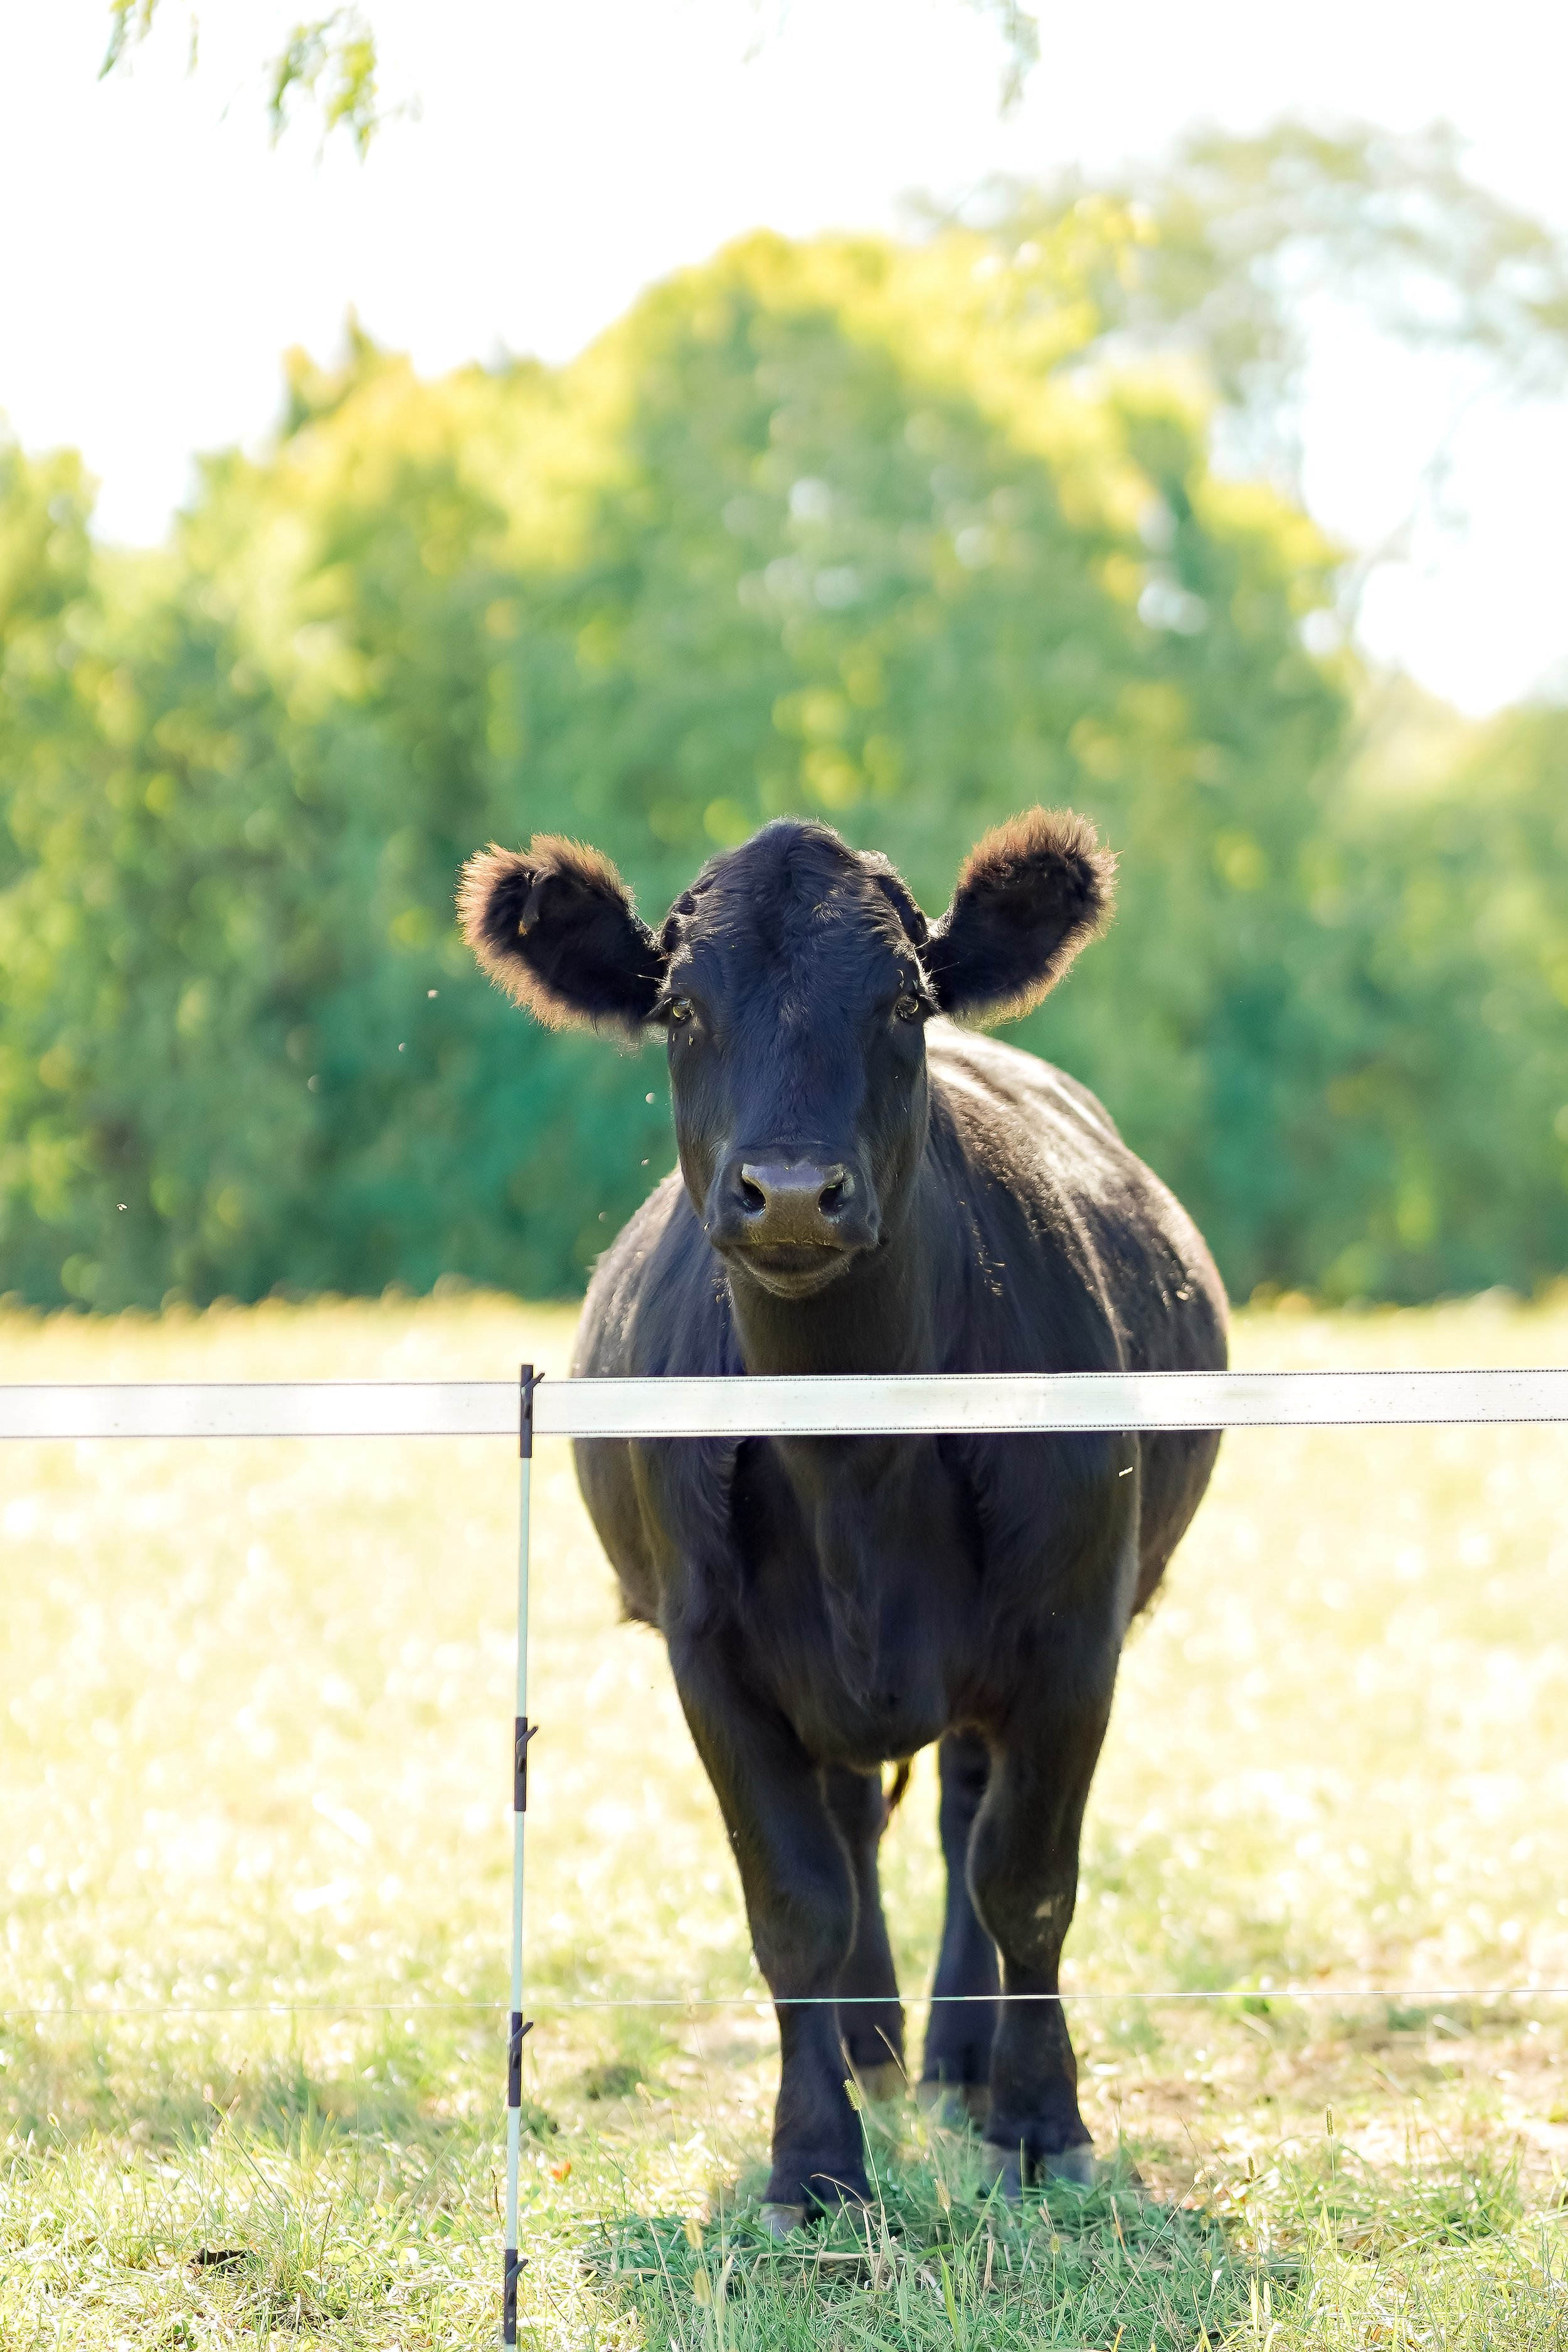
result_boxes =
[750,1843,857,1990]
[970,1853,1078,1975]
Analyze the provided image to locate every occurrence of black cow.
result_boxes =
[460,812,1226,2231]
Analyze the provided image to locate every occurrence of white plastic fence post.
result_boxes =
[503,1365,536,2345]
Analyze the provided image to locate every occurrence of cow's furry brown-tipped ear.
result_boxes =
[924,808,1116,1026]
[457,835,665,1036]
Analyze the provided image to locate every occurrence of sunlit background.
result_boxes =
[4,13,1568,2343]
[6,0,1568,709]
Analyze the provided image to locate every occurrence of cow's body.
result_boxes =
[576,1020,1223,1710]
[461,812,1226,2223]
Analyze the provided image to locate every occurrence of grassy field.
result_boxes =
[3,1286,1567,2348]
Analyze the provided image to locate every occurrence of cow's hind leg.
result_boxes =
[919,1729,1000,2126]
[822,1766,905,2100]
[970,1660,1117,2197]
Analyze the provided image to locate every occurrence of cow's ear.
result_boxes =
[862,853,930,949]
[458,836,665,1037]
[924,808,1115,1025]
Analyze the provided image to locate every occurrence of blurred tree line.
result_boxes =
[1,124,1565,1310]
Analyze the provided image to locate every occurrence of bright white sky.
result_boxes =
[3,0,1566,714]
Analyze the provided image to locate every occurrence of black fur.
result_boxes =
[464,812,1225,2217]
[458,835,663,1035]
[924,807,1115,1025]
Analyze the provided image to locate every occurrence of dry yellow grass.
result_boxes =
[2,1287,1566,2346]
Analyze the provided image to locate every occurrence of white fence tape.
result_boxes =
[1,1367,1565,1441]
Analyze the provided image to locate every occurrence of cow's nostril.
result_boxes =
[731,1158,861,1245]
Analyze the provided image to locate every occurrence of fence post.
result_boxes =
[504,1365,537,2345]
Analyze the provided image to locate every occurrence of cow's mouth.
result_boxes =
[727,1241,859,1299]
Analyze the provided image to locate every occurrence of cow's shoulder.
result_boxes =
[924,1020,1227,1375]
[926,1022,1123,1156]
[573,1168,738,1380]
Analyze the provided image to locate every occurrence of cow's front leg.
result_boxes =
[919,1727,1000,2124]
[671,1638,866,2223]
[969,1665,1116,2196]
[822,1765,904,2099]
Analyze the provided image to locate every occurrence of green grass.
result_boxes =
[3,1286,1567,2346]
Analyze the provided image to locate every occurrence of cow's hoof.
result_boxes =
[853,2061,907,2104]
[916,2081,990,2130]
[975,2142,1024,2203]
[758,2201,806,2239]
[977,2138,1095,2199]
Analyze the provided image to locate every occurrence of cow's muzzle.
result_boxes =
[707,1155,878,1294]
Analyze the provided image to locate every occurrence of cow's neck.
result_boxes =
[723,1158,961,1707]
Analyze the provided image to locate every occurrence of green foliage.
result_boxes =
[102,1,385,153]
[1,202,1565,1308]
[1304,701,1568,1299]
[958,118,1568,453]
[97,1,1043,152]
[267,8,381,155]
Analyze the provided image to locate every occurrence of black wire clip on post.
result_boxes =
[514,1716,538,1814]
[504,1363,538,2346]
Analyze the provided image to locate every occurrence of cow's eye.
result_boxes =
[894,993,923,1023]
[668,997,694,1025]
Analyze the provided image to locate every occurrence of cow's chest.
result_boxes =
[729,1435,983,1768]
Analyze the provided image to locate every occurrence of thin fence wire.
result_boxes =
[7,1986,1568,2021]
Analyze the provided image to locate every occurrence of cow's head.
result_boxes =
[460,813,1114,1299]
